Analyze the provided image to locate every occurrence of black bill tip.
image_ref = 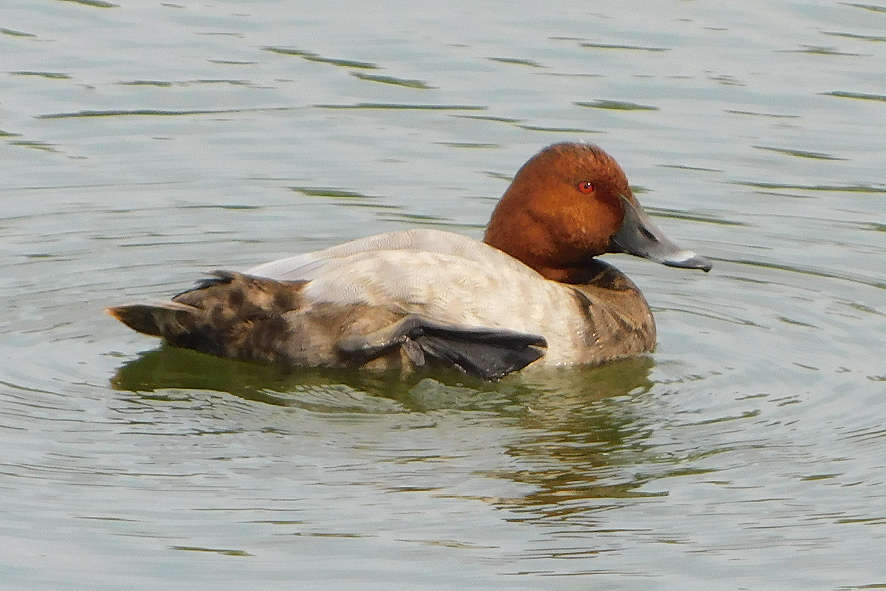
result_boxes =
[661,251,713,272]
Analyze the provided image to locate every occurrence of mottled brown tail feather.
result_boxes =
[109,272,309,363]
[106,301,198,337]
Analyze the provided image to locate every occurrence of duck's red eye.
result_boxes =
[577,181,594,194]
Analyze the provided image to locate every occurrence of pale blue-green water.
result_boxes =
[2,1,885,589]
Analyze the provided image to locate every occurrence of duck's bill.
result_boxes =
[609,196,713,272]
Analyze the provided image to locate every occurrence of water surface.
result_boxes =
[2,1,885,589]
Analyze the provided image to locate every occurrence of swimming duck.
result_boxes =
[109,142,711,379]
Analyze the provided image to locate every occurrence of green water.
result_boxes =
[1,1,884,589]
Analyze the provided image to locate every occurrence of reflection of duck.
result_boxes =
[110,346,419,410]
[111,341,653,414]
[109,143,711,379]
[494,356,663,515]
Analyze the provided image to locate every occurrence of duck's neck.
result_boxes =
[484,206,599,284]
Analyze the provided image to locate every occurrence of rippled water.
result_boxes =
[2,1,885,589]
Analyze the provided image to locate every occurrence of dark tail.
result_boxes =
[107,300,199,337]
[108,271,306,362]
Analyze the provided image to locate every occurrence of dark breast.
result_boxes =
[569,261,656,363]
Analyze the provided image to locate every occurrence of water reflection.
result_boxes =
[112,346,427,412]
[112,346,662,518]
[112,345,652,411]
[494,359,675,519]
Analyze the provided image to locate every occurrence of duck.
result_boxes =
[109,142,712,380]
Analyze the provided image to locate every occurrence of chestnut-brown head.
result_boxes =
[483,143,711,283]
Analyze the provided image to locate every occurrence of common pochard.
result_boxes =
[109,143,711,379]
